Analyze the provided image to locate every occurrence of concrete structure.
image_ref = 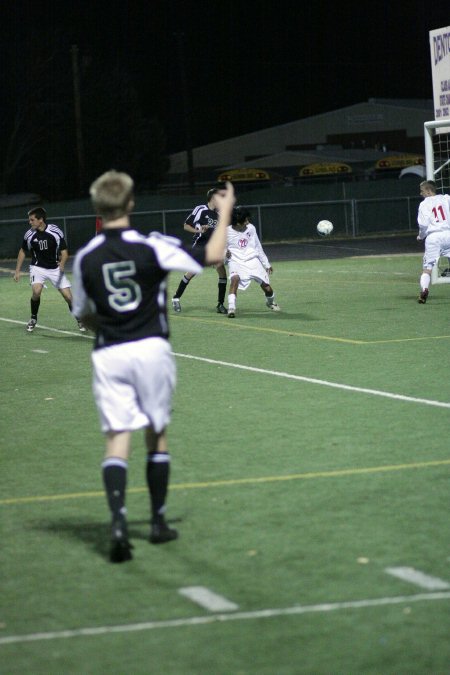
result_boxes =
[168,99,433,175]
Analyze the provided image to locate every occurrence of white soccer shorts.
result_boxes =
[423,231,450,269]
[228,258,269,290]
[29,265,71,289]
[91,337,176,433]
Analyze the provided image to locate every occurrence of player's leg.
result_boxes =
[261,281,281,311]
[145,427,178,543]
[27,281,43,331]
[418,236,439,304]
[418,268,431,303]
[92,345,141,563]
[227,274,239,318]
[103,431,133,562]
[172,271,196,311]
[216,262,227,314]
[58,286,86,331]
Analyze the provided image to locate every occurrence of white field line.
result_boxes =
[0,318,94,338]
[385,567,450,590]
[1,317,450,410]
[173,353,450,410]
[178,587,239,611]
[0,592,449,646]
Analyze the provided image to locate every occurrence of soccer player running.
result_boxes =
[72,171,235,563]
[172,186,228,314]
[416,180,450,303]
[13,207,86,332]
[226,207,280,318]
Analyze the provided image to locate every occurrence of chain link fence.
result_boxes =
[0,195,422,258]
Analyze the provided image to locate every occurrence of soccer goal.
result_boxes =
[424,119,450,284]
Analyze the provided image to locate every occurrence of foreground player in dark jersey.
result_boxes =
[13,207,85,332]
[172,186,228,314]
[72,170,234,563]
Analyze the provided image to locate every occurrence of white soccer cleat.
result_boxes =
[172,298,181,312]
[268,302,281,312]
[26,318,37,332]
[78,321,87,332]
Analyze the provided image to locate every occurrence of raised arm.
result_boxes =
[204,182,235,265]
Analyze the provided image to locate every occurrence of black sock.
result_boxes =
[146,453,170,521]
[30,298,40,319]
[173,276,191,299]
[218,278,227,304]
[102,458,128,521]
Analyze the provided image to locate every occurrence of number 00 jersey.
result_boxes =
[21,223,67,269]
[72,229,205,349]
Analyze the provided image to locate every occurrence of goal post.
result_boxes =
[424,119,450,284]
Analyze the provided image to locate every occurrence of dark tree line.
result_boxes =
[1,37,169,200]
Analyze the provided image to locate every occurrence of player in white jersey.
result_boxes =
[416,180,450,303]
[226,207,280,318]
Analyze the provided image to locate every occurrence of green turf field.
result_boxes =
[1,253,449,674]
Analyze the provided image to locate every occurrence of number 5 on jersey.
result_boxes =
[102,261,142,312]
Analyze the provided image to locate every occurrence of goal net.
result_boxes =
[424,119,450,284]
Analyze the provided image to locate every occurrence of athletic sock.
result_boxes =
[30,298,40,319]
[102,458,128,521]
[265,292,275,304]
[420,273,430,291]
[173,276,191,299]
[228,293,236,310]
[146,452,170,521]
[218,277,227,304]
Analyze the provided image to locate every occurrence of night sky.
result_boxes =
[2,0,450,154]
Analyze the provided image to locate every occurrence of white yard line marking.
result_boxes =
[385,567,450,590]
[31,349,49,354]
[174,353,450,410]
[2,317,450,409]
[0,592,449,646]
[0,318,93,339]
[179,587,239,612]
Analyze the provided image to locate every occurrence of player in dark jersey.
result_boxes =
[171,186,228,314]
[13,207,85,332]
[72,170,235,563]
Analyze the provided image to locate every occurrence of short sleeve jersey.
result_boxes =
[185,204,219,246]
[21,224,67,269]
[72,229,206,349]
[226,223,270,267]
[417,194,450,238]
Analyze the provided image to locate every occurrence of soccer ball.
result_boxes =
[317,220,334,236]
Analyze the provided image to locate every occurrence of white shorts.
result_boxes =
[30,265,71,289]
[91,337,176,433]
[423,231,450,269]
[228,258,269,291]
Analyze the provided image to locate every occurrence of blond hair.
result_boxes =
[90,170,134,220]
[419,180,437,194]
